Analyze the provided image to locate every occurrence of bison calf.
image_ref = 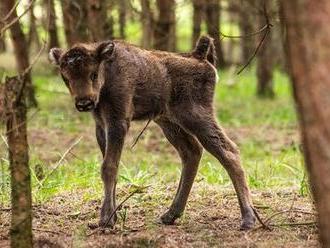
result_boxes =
[49,36,256,230]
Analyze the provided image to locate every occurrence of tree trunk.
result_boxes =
[1,0,37,107]
[0,2,4,53]
[205,0,226,68]
[273,12,287,72]
[45,0,59,50]
[118,0,126,39]
[4,77,32,248]
[140,0,153,49]
[239,0,256,63]
[0,34,6,52]
[256,0,274,98]
[154,0,176,51]
[87,0,113,41]
[280,1,330,246]
[61,0,89,46]
[192,0,204,48]
[27,0,40,51]
[226,0,240,66]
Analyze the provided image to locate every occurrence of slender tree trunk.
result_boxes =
[45,0,59,50]
[140,0,153,49]
[1,0,33,246]
[256,0,274,98]
[28,0,40,50]
[239,0,255,63]
[205,0,226,68]
[192,0,204,48]
[61,0,89,46]
[0,34,6,52]
[281,1,330,246]
[1,0,37,107]
[273,14,287,72]
[4,77,32,248]
[154,0,176,51]
[87,0,113,41]
[118,0,126,39]
[0,2,4,53]
[226,1,240,65]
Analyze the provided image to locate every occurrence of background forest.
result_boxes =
[0,0,325,247]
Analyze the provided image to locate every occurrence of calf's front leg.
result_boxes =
[99,120,128,228]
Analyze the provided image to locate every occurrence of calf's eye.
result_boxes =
[90,72,98,82]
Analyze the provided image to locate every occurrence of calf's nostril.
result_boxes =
[75,99,95,111]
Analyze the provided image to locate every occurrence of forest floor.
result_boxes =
[0,185,318,248]
[0,61,320,247]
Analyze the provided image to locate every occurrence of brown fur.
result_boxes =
[49,36,256,230]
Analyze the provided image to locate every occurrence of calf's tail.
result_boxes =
[192,35,217,67]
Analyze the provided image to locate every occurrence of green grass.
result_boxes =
[0,64,308,206]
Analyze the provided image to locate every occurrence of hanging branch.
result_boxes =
[236,1,273,74]
[0,0,35,37]
[236,26,271,75]
[1,0,21,22]
[131,118,152,149]
[218,0,273,75]
[220,24,269,39]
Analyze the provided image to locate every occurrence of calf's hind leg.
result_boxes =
[174,110,256,230]
[156,118,203,224]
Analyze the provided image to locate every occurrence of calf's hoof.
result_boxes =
[239,212,256,231]
[99,213,117,229]
[160,210,181,225]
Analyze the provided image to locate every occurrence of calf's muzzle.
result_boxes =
[75,98,95,112]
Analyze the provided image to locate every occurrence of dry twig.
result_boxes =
[252,207,272,231]
[1,0,21,23]
[32,228,66,235]
[37,136,83,191]
[87,186,149,236]
[269,221,317,227]
[264,209,316,225]
[236,1,273,75]
[131,118,152,149]
[0,0,35,37]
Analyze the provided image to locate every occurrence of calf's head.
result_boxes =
[49,42,114,112]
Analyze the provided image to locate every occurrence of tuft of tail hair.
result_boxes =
[192,35,217,67]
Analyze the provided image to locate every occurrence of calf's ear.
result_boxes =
[95,41,115,61]
[49,48,63,66]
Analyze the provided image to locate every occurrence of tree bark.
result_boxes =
[27,0,40,50]
[0,2,4,53]
[280,0,330,246]
[205,0,226,68]
[118,0,126,39]
[140,0,153,49]
[87,0,113,41]
[256,0,274,98]
[45,0,59,50]
[154,0,176,51]
[0,34,6,52]
[4,77,32,248]
[192,0,204,48]
[1,0,37,107]
[61,0,89,46]
[239,0,256,63]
